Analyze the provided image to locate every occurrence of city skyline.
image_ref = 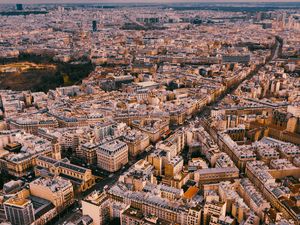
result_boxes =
[1,0,300,4]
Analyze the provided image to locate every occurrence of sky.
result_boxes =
[0,0,300,4]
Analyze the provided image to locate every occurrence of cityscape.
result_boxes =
[0,1,300,225]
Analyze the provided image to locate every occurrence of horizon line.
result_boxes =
[1,0,300,5]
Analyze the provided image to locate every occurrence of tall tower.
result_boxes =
[52,142,62,160]
[16,4,23,11]
[92,20,97,32]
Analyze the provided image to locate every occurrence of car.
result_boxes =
[72,206,79,211]
[108,174,114,178]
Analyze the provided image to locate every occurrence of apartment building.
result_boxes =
[97,140,128,172]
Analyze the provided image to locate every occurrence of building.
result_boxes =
[131,118,169,143]
[187,206,202,225]
[79,142,98,165]
[0,130,61,177]
[4,197,35,225]
[222,55,251,64]
[8,116,58,135]
[203,201,226,225]
[16,4,23,10]
[237,178,270,220]
[120,159,154,191]
[165,156,184,177]
[82,191,112,225]
[121,207,144,225]
[94,120,115,141]
[107,183,203,224]
[194,167,239,185]
[29,176,74,212]
[92,20,97,32]
[121,129,150,157]
[3,180,23,194]
[96,140,128,172]
[121,207,173,225]
[35,156,95,193]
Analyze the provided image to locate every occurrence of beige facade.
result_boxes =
[97,140,128,172]
[3,146,58,177]
[35,156,95,193]
[203,202,226,225]
[82,191,111,225]
[8,119,58,135]
[164,157,184,177]
[131,118,169,143]
[29,176,74,212]
[122,133,150,157]
[194,167,239,185]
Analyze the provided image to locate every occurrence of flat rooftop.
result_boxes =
[5,197,31,207]
[99,140,127,152]
[136,81,159,88]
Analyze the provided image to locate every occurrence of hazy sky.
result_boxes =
[0,0,300,4]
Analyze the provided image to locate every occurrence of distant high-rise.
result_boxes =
[58,6,64,13]
[92,20,97,32]
[16,4,23,11]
